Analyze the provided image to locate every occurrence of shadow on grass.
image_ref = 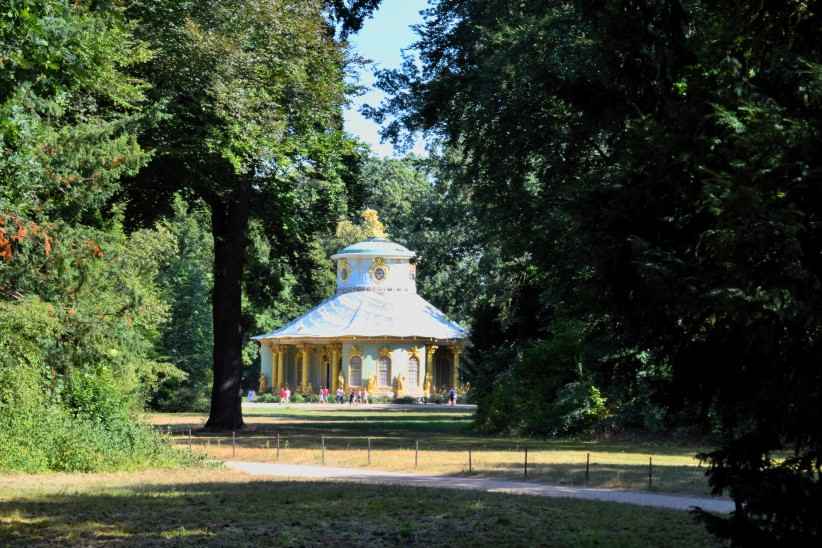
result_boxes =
[0,478,720,547]
[446,462,712,496]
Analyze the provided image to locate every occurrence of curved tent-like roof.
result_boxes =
[253,290,466,342]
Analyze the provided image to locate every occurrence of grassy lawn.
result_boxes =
[147,406,716,496]
[0,468,723,547]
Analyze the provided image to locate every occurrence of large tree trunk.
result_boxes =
[205,185,249,431]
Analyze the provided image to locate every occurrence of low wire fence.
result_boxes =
[157,426,710,495]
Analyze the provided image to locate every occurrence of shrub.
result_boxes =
[394,396,417,404]
[427,393,449,404]
[254,393,280,403]
[474,320,611,436]
[291,393,306,403]
[0,298,192,473]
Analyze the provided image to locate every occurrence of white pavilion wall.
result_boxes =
[337,257,416,294]
[341,342,426,396]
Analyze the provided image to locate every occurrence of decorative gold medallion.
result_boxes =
[370,257,389,282]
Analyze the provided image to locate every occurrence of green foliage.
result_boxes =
[150,196,214,411]
[475,320,608,436]
[0,297,186,473]
[377,0,822,543]
[123,0,367,429]
[0,0,151,221]
[252,393,279,403]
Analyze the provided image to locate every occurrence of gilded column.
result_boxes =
[424,344,438,397]
[299,344,310,393]
[331,343,341,391]
[270,345,278,393]
[275,345,285,392]
[451,345,462,389]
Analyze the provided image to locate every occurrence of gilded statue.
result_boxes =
[338,370,346,391]
[395,375,405,397]
[361,208,386,238]
[367,375,377,393]
[423,374,432,398]
[258,373,268,394]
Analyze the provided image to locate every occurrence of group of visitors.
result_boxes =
[345,388,370,405]
[269,385,458,405]
[316,386,368,404]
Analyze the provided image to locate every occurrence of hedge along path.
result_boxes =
[224,461,734,514]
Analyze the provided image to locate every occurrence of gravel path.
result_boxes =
[225,461,733,514]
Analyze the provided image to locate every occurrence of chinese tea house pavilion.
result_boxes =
[253,215,467,398]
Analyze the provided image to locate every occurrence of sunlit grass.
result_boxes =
[148,406,713,495]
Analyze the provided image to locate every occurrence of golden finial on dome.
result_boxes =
[361,208,386,238]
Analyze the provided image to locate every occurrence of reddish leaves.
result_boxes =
[0,215,54,261]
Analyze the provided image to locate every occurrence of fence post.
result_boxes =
[276,432,280,461]
[648,456,653,489]
[322,436,326,465]
[524,447,528,478]
[367,437,372,466]
[188,428,192,452]
[232,431,236,458]
[468,447,472,473]
[415,440,419,468]
[586,453,590,483]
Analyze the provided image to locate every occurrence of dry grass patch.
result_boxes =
[148,407,713,495]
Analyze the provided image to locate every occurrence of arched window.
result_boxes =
[408,356,419,386]
[349,356,362,386]
[378,356,391,386]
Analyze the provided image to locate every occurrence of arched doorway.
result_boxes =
[434,348,452,391]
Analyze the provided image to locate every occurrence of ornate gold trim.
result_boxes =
[378,347,392,358]
[349,344,362,357]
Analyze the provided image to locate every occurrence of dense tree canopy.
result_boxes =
[374,0,822,543]
[122,0,366,429]
[0,0,185,472]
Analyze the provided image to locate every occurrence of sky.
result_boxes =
[343,0,429,157]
